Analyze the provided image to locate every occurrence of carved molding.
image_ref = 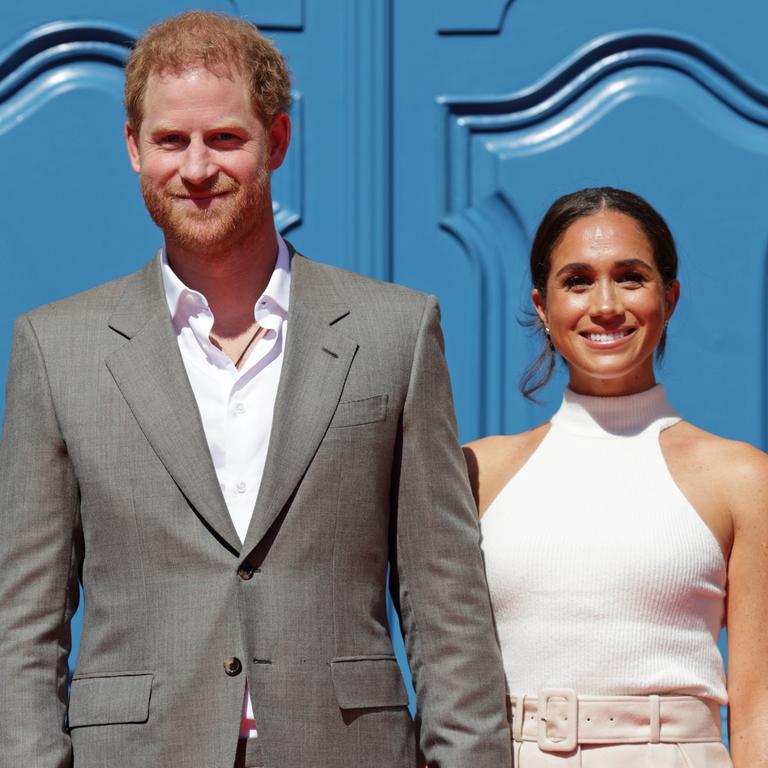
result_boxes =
[438,0,513,35]
[438,31,768,433]
[441,194,528,434]
[272,91,304,234]
[439,31,768,216]
[0,22,133,134]
[238,0,305,31]
[338,0,393,279]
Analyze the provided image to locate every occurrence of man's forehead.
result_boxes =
[137,65,263,133]
[146,64,242,88]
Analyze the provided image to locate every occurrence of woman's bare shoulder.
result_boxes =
[667,420,768,468]
[463,423,550,517]
[465,424,549,465]
[665,421,768,501]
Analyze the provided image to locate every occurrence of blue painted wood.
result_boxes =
[0,1,299,51]
[438,0,513,34]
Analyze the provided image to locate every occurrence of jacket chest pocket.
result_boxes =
[328,394,388,429]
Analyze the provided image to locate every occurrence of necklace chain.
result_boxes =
[234,325,268,369]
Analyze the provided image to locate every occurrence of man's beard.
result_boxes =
[140,167,272,255]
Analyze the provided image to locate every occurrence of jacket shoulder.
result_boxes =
[292,252,430,313]
[20,261,153,332]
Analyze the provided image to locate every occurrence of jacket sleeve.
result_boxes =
[0,315,81,768]
[390,296,511,768]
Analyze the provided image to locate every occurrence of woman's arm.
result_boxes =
[724,445,768,767]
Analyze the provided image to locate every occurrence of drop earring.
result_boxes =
[544,325,554,351]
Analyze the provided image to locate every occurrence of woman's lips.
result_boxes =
[579,328,636,347]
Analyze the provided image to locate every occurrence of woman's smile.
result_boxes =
[579,327,636,347]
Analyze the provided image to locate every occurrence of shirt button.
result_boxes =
[236,481,247,494]
[234,403,246,415]
[224,657,242,676]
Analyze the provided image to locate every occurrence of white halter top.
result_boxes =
[480,385,728,703]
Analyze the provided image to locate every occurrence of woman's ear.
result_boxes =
[532,288,547,328]
[664,280,680,322]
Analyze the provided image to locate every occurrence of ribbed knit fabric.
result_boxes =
[481,385,728,704]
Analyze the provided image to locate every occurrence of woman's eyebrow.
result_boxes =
[615,258,654,270]
[554,262,593,277]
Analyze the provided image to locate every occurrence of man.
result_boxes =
[0,12,510,768]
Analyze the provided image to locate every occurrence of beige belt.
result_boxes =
[508,689,723,753]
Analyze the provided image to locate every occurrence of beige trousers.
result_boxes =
[509,691,733,767]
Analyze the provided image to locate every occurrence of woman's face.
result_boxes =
[533,210,679,397]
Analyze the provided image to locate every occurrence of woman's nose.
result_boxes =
[590,279,624,320]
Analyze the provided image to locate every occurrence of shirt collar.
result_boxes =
[161,234,291,330]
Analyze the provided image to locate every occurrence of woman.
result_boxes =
[464,188,768,767]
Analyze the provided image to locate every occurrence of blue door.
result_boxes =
[3,0,766,740]
[391,1,768,735]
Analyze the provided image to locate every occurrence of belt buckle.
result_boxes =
[536,687,578,753]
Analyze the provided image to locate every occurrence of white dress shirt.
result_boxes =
[161,235,291,738]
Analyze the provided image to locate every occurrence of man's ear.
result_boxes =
[125,121,141,174]
[532,288,547,327]
[268,112,291,171]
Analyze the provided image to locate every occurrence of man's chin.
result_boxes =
[165,228,241,255]
[144,189,271,256]
[147,209,233,252]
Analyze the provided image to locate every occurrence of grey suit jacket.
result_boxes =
[0,248,511,768]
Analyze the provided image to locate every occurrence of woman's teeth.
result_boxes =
[587,331,630,342]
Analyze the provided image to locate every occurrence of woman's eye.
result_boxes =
[563,275,590,289]
[619,271,647,285]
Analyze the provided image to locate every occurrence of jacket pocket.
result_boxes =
[328,394,388,428]
[330,655,408,709]
[68,672,153,727]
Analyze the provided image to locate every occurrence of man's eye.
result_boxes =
[160,135,183,145]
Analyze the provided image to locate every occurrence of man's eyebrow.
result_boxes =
[149,121,247,134]
[148,123,181,134]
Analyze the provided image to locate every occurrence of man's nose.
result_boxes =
[180,139,216,185]
[590,279,624,320]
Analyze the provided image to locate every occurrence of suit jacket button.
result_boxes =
[224,657,242,676]
[238,563,254,580]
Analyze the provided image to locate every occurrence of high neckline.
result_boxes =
[550,384,681,438]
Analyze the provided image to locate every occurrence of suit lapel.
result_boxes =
[241,253,358,557]
[105,255,241,554]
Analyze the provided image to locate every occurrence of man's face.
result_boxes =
[125,67,289,256]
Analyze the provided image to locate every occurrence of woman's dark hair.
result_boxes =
[521,187,678,400]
